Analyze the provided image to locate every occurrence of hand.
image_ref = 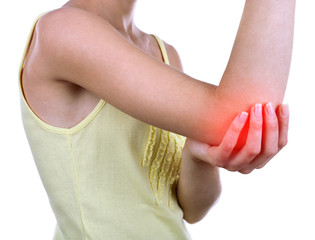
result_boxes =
[183,103,289,174]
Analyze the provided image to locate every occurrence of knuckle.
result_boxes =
[280,120,289,129]
[214,159,226,168]
[251,120,262,130]
[227,166,238,173]
[239,168,253,174]
[246,146,261,158]
[267,119,278,130]
[227,162,248,172]
[256,165,265,170]
[222,142,235,153]
[256,160,269,169]
[223,162,238,172]
[279,138,288,149]
[231,122,242,134]
[263,146,278,158]
[279,114,290,125]
[280,111,290,120]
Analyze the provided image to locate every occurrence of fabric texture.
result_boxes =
[19,14,190,240]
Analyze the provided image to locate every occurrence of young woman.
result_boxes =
[19,0,294,239]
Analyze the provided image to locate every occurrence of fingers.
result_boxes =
[183,112,248,167]
[227,104,263,172]
[184,103,289,174]
[262,103,279,156]
[216,111,249,163]
[241,103,289,173]
[277,104,289,149]
[242,103,279,171]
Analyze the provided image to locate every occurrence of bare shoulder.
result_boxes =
[37,7,102,32]
[36,7,86,39]
[35,7,107,48]
[33,7,122,81]
[22,7,104,128]
[35,7,121,55]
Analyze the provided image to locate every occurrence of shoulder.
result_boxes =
[36,7,94,40]
[35,7,115,55]
[33,7,121,80]
[36,7,104,30]
[34,8,89,57]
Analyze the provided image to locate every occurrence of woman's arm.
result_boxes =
[213,0,295,144]
[178,145,221,224]
[177,103,290,223]
[33,0,295,145]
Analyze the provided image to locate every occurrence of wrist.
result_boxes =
[190,155,217,169]
[182,139,217,169]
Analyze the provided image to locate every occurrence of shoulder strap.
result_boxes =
[151,35,170,65]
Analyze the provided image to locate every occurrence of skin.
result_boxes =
[21,0,294,224]
[178,104,289,223]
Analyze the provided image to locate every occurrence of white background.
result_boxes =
[1,0,314,239]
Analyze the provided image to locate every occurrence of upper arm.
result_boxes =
[34,8,278,146]
[35,9,224,143]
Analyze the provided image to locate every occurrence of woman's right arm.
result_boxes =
[34,0,295,145]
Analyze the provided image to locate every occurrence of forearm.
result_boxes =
[202,0,295,145]
[38,6,294,147]
[177,147,221,224]
[220,0,295,100]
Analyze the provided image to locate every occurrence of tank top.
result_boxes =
[19,14,191,240]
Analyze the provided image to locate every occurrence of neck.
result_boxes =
[64,0,138,35]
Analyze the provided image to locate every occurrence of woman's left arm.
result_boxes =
[166,44,222,223]
[177,144,221,224]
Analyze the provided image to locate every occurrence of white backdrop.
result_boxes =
[1,0,314,239]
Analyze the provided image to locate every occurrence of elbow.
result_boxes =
[215,77,287,113]
[183,209,207,224]
[201,81,287,146]
[184,215,203,225]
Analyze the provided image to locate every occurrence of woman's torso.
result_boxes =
[20,7,190,240]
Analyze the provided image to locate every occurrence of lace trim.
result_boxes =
[142,126,185,208]
[142,126,157,167]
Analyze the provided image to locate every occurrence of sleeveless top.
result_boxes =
[19,14,191,240]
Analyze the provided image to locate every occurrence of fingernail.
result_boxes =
[266,102,275,117]
[238,112,248,124]
[254,104,262,119]
[281,104,289,117]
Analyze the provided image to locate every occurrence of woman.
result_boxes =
[19,0,294,239]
